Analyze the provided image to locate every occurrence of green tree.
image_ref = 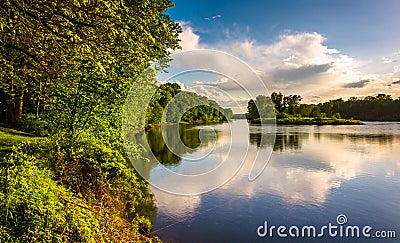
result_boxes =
[271,92,284,113]
[223,108,233,120]
[246,95,275,120]
[255,95,274,118]
[0,0,181,129]
[1,1,182,241]
[146,83,229,125]
[283,94,302,115]
[246,99,259,120]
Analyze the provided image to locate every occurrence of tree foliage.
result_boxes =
[1,134,158,242]
[1,151,100,242]
[318,94,400,121]
[146,83,232,125]
[0,0,181,129]
[248,92,400,122]
[246,95,275,120]
[0,0,181,242]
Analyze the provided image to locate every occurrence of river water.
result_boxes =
[146,120,400,242]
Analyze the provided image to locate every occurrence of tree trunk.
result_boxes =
[18,88,24,120]
[5,96,23,126]
[5,88,24,126]
[6,100,16,125]
[36,98,40,118]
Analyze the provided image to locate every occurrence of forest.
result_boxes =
[0,0,181,242]
[246,92,400,124]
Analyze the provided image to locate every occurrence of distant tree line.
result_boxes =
[247,92,400,121]
[317,94,400,121]
[146,83,233,125]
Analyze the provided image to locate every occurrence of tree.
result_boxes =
[147,83,228,124]
[0,2,182,240]
[332,113,341,119]
[255,95,274,118]
[223,108,233,120]
[246,99,259,120]
[283,94,302,115]
[247,92,400,121]
[0,0,181,129]
[295,104,312,117]
[271,92,284,113]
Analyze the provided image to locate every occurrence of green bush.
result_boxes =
[0,152,100,242]
[17,114,51,137]
[276,112,290,119]
[332,113,341,119]
[5,132,157,242]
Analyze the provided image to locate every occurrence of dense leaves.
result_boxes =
[318,94,400,121]
[247,92,400,122]
[0,151,100,242]
[0,0,181,129]
[246,95,275,120]
[1,134,157,242]
[146,83,233,125]
[0,0,181,242]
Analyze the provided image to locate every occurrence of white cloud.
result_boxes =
[175,80,187,91]
[152,187,202,219]
[188,85,232,102]
[177,22,201,51]
[382,52,399,64]
[395,65,400,73]
[261,32,339,66]
[204,14,222,21]
[176,23,400,103]
[382,57,393,63]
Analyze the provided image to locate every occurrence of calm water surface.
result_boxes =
[146,120,400,242]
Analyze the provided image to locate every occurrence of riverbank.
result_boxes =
[145,120,226,130]
[0,126,157,242]
[250,117,364,125]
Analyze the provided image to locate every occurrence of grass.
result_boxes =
[0,127,40,156]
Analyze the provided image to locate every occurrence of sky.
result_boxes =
[165,0,400,106]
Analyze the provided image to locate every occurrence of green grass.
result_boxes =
[0,127,40,156]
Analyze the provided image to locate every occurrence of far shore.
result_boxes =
[249,117,364,125]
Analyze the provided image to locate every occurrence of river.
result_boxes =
[144,120,400,242]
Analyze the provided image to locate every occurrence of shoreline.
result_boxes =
[249,117,364,125]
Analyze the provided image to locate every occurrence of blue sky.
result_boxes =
[168,0,400,58]
[165,0,400,105]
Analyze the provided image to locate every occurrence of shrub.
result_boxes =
[6,132,157,242]
[332,113,341,119]
[17,114,51,137]
[0,152,100,242]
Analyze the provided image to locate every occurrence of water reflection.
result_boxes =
[151,121,400,222]
[250,129,398,152]
[135,125,218,166]
[314,133,396,145]
[249,132,308,151]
